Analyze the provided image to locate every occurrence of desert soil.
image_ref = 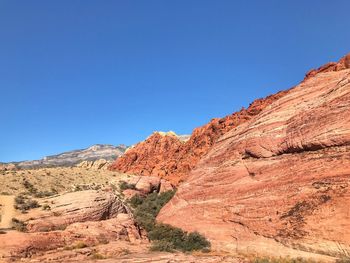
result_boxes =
[0,167,129,196]
[0,195,16,230]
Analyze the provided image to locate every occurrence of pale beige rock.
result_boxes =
[0,190,147,262]
[24,190,127,232]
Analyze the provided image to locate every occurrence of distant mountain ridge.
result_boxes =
[2,144,127,170]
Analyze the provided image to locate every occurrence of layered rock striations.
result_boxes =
[0,190,147,261]
[110,91,288,185]
[158,53,350,259]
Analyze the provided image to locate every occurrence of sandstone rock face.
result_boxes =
[0,216,145,261]
[0,190,147,261]
[120,176,174,199]
[110,91,288,185]
[158,54,350,259]
[109,132,186,184]
[24,190,127,232]
[305,53,350,80]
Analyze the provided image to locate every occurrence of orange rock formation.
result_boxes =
[158,53,350,259]
[110,92,288,185]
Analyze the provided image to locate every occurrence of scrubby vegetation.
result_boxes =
[22,179,56,198]
[119,181,136,191]
[129,190,210,252]
[11,218,27,232]
[14,194,40,212]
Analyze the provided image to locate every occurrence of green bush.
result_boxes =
[119,181,136,191]
[150,240,175,252]
[130,190,210,252]
[129,194,144,208]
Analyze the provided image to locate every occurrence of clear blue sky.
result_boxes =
[1,1,350,162]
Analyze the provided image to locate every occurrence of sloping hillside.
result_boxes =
[110,91,288,185]
[158,53,350,259]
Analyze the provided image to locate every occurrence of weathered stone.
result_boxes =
[24,190,127,232]
[158,53,350,259]
[110,91,288,185]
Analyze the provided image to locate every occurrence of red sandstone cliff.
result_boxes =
[110,91,288,184]
[158,53,350,259]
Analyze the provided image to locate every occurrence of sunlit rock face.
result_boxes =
[158,53,350,259]
[110,90,287,185]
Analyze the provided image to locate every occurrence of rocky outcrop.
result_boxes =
[110,132,187,184]
[110,92,288,185]
[0,190,147,261]
[4,144,127,170]
[23,190,128,232]
[305,53,350,80]
[158,53,350,259]
[0,216,146,261]
[76,159,111,170]
[120,176,174,199]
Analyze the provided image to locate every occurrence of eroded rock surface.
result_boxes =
[0,190,147,262]
[76,159,111,170]
[120,176,174,199]
[110,91,288,185]
[23,190,128,232]
[158,54,350,259]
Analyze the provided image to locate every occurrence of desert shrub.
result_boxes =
[129,194,144,208]
[130,190,210,252]
[42,204,51,210]
[14,194,40,212]
[150,240,175,252]
[148,224,210,252]
[132,191,175,232]
[22,179,37,194]
[119,181,136,191]
[25,199,40,209]
[34,191,56,198]
[182,231,211,251]
[12,218,27,232]
[14,194,25,205]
